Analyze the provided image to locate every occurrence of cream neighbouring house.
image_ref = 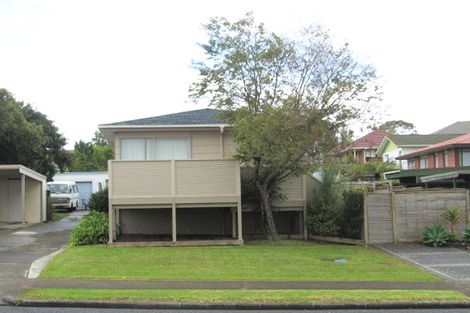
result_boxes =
[99,109,315,245]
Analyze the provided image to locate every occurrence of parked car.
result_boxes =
[47,181,80,212]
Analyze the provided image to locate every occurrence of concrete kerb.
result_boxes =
[4,296,470,310]
[27,248,65,279]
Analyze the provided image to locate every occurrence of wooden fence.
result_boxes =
[364,189,470,244]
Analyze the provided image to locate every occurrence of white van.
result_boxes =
[47,181,80,212]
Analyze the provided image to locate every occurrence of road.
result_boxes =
[1,307,470,313]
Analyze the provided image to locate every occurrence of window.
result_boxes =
[120,138,190,160]
[408,159,416,169]
[435,153,440,168]
[444,150,449,167]
[420,156,428,169]
[384,154,389,162]
[461,149,470,167]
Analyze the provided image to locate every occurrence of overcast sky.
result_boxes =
[1,0,469,148]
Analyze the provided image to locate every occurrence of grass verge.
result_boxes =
[40,241,437,282]
[52,211,70,221]
[21,288,468,304]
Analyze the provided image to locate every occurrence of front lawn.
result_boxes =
[21,289,467,304]
[40,241,437,282]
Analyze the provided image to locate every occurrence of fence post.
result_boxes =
[390,192,397,244]
[466,189,470,224]
[363,189,369,247]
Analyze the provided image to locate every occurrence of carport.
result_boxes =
[0,165,47,224]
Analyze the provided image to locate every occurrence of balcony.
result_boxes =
[109,159,241,208]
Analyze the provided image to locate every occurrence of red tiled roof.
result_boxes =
[346,130,390,150]
[397,133,470,160]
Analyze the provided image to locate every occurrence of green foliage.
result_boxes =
[307,165,343,236]
[422,224,449,247]
[191,13,380,238]
[378,120,417,135]
[340,188,364,239]
[463,225,470,243]
[68,139,114,172]
[343,161,398,181]
[0,89,68,179]
[441,206,462,240]
[70,212,108,246]
[87,188,109,213]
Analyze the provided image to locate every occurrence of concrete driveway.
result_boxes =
[0,211,85,301]
[378,243,470,282]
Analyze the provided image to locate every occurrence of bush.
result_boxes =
[70,212,108,246]
[464,225,470,243]
[307,165,343,236]
[339,188,364,239]
[422,223,449,247]
[88,188,108,213]
[441,206,462,241]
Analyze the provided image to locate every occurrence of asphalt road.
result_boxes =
[1,307,470,313]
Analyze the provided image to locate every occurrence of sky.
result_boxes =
[1,0,469,148]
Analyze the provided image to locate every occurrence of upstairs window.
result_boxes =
[444,150,449,167]
[420,156,428,169]
[120,138,190,160]
[461,149,470,167]
[408,159,416,169]
[435,153,440,168]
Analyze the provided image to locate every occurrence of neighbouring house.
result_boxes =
[432,121,470,134]
[99,109,315,245]
[385,133,470,188]
[338,130,390,163]
[53,171,108,208]
[0,165,47,224]
[376,134,460,169]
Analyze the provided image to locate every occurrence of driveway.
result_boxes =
[378,243,470,281]
[0,211,85,302]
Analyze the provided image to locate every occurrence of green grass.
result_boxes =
[40,241,437,282]
[20,288,468,304]
[52,211,69,221]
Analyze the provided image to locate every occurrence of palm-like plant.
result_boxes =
[441,206,462,240]
[422,223,450,247]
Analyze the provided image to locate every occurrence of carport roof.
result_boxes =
[0,164,46,182]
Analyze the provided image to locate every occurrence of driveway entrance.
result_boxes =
[0,211,85,302]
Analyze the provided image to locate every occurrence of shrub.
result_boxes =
[70,212,108,246]
[422,223,449,247]
[464,225,470,243]
[307,165,343,236]
[88,188,108,213]
[339,188,364,239]
[441,206,462,241]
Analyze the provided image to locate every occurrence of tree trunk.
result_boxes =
[258,184,280,240]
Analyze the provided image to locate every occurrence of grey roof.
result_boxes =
[432,121,470,134]
[388,134,461,146]
[103,109,225,126]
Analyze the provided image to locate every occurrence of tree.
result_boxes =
[379,120,416,135]
[68,137,114,172]
[92,130,109,146]
[190,14,380,239]
[0,89,68,179]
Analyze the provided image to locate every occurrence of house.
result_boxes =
[53,171,108,208]
[386,133,470,188]
[338,130,390,163]
[99,109,315,245]
[376,134,460,169]
[0,165,47,224]
[432,121,470,134]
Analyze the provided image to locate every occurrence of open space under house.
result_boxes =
[99,109,315,245]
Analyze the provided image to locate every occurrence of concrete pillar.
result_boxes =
[237,201,242,241]
[232,208,236,239]
[20,174,25,223]
[172,203,177,243]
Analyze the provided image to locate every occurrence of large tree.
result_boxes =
[191,14,380,239]
[379,120,416,135]
[0,89,69,179]
[68,137,113,172]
